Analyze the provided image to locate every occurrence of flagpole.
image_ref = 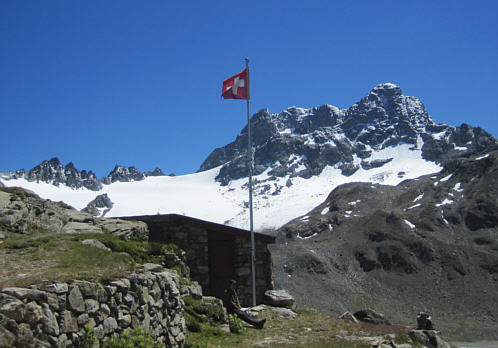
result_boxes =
[245,57,256,307]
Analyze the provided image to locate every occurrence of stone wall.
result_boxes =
[232,238,274,306]
[150,221,210,294]
[0,266,186,348]
[126,215,275,306]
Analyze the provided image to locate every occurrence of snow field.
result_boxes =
[1,143,442,231]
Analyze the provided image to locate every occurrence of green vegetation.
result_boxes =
[394,333,423,347]
[0,229,182,288]
[71,233,181,264]
[101,328,163,348]
[79,324,97,348]
[228,314,243,334]
[185,309,412,348]
[183,295,227,336]
[183,296,225,324]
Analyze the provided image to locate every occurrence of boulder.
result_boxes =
[409,329,451,348]
[85,299,99,314]
[103,317,118,334]
[67,286,85,313]
[62,221,102,234]
[185,282,203,299]
[24,302,43,325]
[339,311,359,323]
[16,323,35,348]
[142,263,163,272]
[353,308,391,325]
[271,307,297,320]
[0,313,18,335]
[97,219,149,241]
[41,303,59,336]
[60,311,78,333]
[43,283,68,294]
[64,210,94,223]
[77,313,90,326]
[72,280,100,299]
[0,324,16,348]
[263,289,295,308]
[2,287,49,303]
[82,239,111,251]
[110,278,131,292]
[0,297,26,322]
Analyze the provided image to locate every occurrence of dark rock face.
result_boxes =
[81,194,114,217]
[199,83,498,185]
[102,165,145,184]
[145,168,165,177]
[271,150,498,340]
[353,309,391,325]
[19,158,103,191]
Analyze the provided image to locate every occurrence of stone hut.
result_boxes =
[121,214,275,305]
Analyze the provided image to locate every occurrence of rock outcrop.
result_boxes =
[81,193,113,217]
[263,289,295,309]
[2,158,104,191]
[0,186,148,241]
[353,309,391,325]
[102,165,145,184]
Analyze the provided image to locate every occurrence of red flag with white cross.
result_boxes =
[221,69,249,100]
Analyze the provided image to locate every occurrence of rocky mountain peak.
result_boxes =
[200,83,496,186]
[21,158,103,191]
[145,168,166,177]
[349,83,431,131]
[371,82,403,97]
[102,165,145,184]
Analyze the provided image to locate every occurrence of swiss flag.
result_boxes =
[221,69,248,100]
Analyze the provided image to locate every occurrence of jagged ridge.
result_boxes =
[200,83,497,185]
[0,158,166,191]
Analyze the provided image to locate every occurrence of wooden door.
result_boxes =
[208,236,234,300]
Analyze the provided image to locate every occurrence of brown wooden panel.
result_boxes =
[208,238,234,300]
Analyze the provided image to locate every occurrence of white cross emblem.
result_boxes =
[229,76,245,95]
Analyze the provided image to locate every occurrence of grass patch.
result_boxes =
[0,231,182,288]
[185,308,412,348]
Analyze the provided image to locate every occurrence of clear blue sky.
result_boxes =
[1,1,497,178]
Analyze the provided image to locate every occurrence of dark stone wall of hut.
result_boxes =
[233,238,274,305]
[143,217,210,291]
[123,215,274,304]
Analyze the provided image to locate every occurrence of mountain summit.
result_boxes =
[200,83,496,186]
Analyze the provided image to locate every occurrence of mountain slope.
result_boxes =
[1,83,496,231]
[270,150,498,340]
